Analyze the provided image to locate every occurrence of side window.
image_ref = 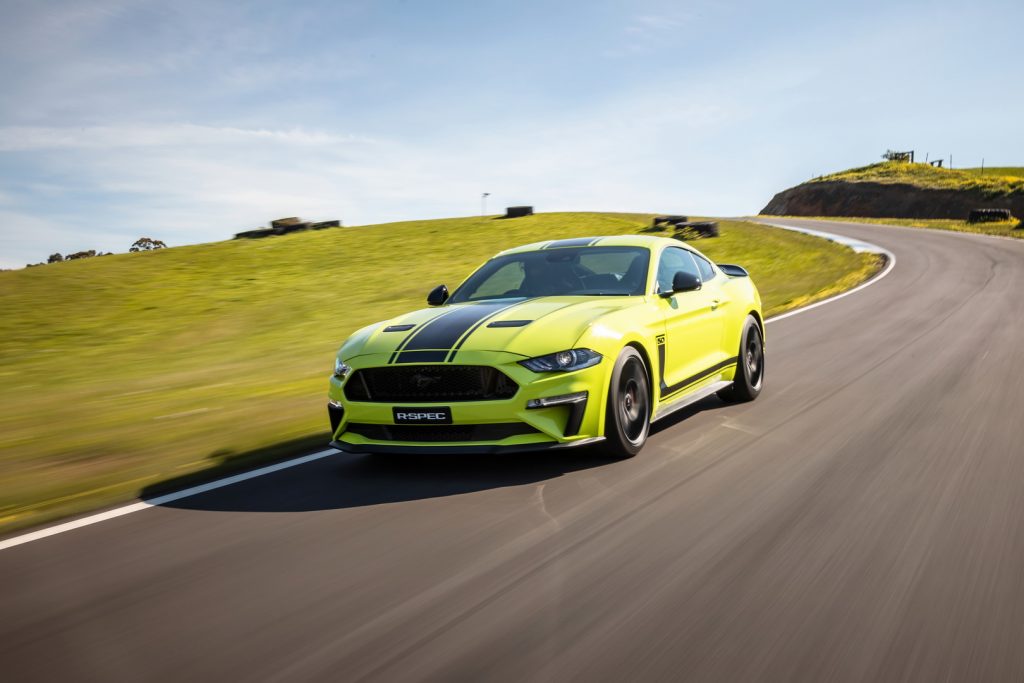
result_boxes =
[692,252,716,282]
[656,247,700,294]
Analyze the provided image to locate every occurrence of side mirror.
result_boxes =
[427,284,449,306]
[671,270,702,293]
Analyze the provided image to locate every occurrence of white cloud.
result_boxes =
[626,13,690,35]
[0,124,369,152]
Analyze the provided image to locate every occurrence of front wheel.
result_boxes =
[718,315,764,403]
[597,347,651,458]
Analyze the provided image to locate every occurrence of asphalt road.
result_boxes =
[4,218,1024,682]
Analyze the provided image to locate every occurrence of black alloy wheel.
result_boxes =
[599,347,651,458]
[718,315,764,403]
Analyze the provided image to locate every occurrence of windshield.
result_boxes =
[449,246,650,302]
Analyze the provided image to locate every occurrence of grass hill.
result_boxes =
[815,162,1024,195]
[762,162,1024,221]
[0,212,879,532]
[958,167,1024,179]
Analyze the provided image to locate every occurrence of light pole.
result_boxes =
[481,192,490,218]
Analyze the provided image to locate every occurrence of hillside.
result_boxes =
[762,162,1024,219]
[0,213,880,531]
[959,167,1024,179]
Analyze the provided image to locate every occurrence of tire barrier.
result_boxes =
[235,218,342,239]
[234,228,275,239]
[672,221,719,239]
[967,208,1014,223]
[652,215,688,227]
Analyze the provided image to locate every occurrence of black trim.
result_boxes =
[544,237,602,249]
[343,365,519,403]
[345,422,539,443]
[328,403,345,436]
[564,397,588,437]
[330,437,598,455]
[716,264,749,277]
[656,337,738,398]
[383,324,415,332]
[487,319,532,328]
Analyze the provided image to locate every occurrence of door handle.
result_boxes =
[711,299,720,311]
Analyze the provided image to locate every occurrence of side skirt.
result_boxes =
[652,380,733,422]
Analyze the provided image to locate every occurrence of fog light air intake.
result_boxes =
[527,391,588,437]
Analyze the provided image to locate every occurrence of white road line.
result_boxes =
[0,220,898,552]
[758,220,896,324]
[0,450,336,552]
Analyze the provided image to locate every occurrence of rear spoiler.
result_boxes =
[717,264,748,277]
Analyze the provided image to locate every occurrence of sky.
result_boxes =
[1,0,1022,268]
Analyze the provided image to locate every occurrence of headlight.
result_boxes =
[519,348,602,372]
[333,358,352,378]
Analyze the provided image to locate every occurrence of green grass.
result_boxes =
[0,212,879,533]
[959,167,1024,178]
[813,162,1024,196]
[779,215,1024,239]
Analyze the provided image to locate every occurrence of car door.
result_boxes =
[689,249,732,360]
[655,246,726,399]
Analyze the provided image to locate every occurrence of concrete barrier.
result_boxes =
[505,206,534,218]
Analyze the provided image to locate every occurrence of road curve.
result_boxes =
[3,218,1024,682]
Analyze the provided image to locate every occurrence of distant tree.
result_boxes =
[130,237,167,252]
[66,250,98,260]
[48,253,64,263]
[882,149,913,163]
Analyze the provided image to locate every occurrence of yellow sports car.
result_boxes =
[328,235,763,458]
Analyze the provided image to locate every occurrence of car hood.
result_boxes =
[344,296,641,362]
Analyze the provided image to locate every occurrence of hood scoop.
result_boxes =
[487,320,532,328]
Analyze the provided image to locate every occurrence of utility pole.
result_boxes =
[981,158,985,175]
[481,192,490,218]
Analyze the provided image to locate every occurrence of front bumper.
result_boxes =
[329,436,604,455]
[326,350,608,453]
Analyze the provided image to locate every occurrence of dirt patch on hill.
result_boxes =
[761,181,1024,219]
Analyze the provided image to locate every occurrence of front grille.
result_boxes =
[344,365,518,403]
[345,422,539,443]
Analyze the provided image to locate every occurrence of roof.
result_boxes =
[497,234,686,256]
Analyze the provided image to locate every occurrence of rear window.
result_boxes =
[691,252,716,281]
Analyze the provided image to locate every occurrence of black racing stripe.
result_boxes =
[392,302,513,363]
[388,308,461,364]
[659,356,739,399]
[444,301,524,362]
[544,237,601,249]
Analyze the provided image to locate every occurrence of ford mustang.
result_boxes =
[327,235,764,458]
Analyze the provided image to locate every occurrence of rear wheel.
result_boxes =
[718,315,764,403]
[598,347,650,458]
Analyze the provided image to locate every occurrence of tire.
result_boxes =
[598,347,651,458]
[718,315,764,403]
